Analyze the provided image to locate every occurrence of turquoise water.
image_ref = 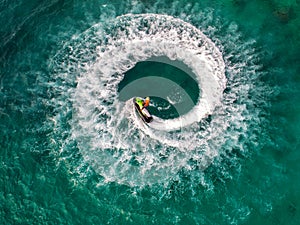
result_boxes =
[1,0,300,224]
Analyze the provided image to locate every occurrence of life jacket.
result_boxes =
[144,98,150,107]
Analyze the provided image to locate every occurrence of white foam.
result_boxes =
[51,13,264,187]
[83,15,225,130]
[66,14,227,186]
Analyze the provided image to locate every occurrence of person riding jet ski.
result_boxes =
[136,96,150,109]
[133,97,153,123]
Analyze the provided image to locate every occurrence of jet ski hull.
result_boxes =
[133,98,153,123]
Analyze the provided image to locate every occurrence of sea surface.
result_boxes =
[1,0,300,224]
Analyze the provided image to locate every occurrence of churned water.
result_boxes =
[1,0,299,224]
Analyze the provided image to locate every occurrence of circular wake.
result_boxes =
[50,13,264,187]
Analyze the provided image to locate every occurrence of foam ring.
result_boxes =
[65,14,227,186]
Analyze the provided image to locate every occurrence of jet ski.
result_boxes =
[133,97,153,123]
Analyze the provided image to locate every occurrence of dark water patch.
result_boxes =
[147,96,179,119]
[118,60,199,104]
[0,0,63,64]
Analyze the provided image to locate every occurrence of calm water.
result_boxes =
[1,0,299,224]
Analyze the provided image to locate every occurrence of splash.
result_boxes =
[50,13,264,187]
